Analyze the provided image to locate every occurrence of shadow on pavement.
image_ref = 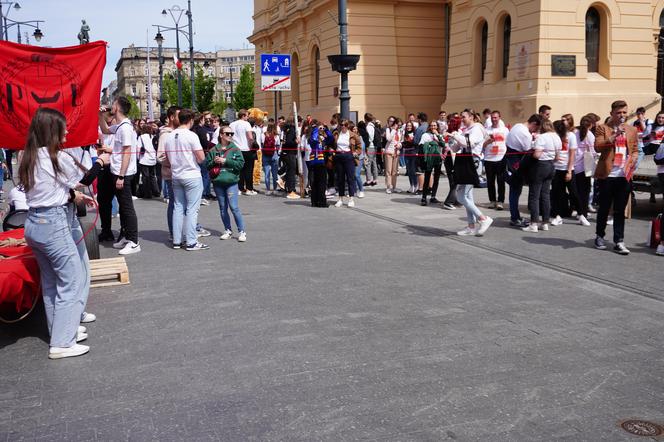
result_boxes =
[0,301,48,350]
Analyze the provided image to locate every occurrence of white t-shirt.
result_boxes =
[484,126,509,161]
[655,144,664,174]
[450,123,485,156]
[534,132,561,162]
[164,128,203,180]
[554,132,578,171]
[505,123,534,152]
[336,131,351,153]
[109,118,137,176]
[8,186,28,211]
[138,134,157,166]
[252,126,263,149]
[229,119,253,151]
[366,123,376,148]
[26,148,84,208]
[385,128,400,154]
[574,130,596,174]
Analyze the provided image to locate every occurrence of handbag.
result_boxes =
[583,151,597,177]
[453,134,480,186]
[209,149,223,179]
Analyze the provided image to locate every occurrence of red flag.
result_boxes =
[0,40,106,149]
[173,54,183,70]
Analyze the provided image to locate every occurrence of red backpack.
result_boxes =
[648,214,662,248]
[263,134,276,156]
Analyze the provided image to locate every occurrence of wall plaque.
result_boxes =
[551,55,576,77]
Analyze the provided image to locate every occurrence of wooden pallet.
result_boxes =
[90,257,130,288]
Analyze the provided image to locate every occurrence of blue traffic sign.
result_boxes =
[260,54,291,76]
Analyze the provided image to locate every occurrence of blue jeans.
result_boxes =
[200,162,212,198]
[354,158,364,192]
[24,206,84,348]
[0,162,4,184]
[405,154,418,188]
[456,184,483,225]
[509,179,523,222]
[172,177,203,245]
[214,183,245,232]
[164,179,174,236]
[262,154,279,190]
[68,206,91,322]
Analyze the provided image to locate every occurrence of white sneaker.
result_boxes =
[186,242,209,251]
[325,188,337,196]
[522,224,539,233]
[48,344,89,360]
[541,223,549,231]
[248,190,258,196]
[357,191,365,198]
[476,216,493,236]
[393,188,402,193]
[77,331,88,342]
[265,190,273,196]
[656,244,664,256]
[607,217,614,225]
[287,192,301,199]
[220,230,232,240]
[200,199,210,206]
[334,199,343,208]
[131,196,138,200]
[551,216,563,226]
[457,226,477,236]
[78,326,87,334]
[348,198,355,208]
[81,312,96,323]
[112,238,130,249]
[118,241,141,255]
[196,228,211,237]
[238,231,247,242]
[386,188,392,194]
[578,215,591,226]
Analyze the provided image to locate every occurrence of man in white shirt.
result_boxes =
[505,114,542,227]
[229,109,256,194]
[163,109,208,251]
[98,97,140,255]
[483,111,510,210]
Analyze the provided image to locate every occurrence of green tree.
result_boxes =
[210,97,228,116]
[232,65,255,111]
[163,65,217,111]
[126,95,141,120]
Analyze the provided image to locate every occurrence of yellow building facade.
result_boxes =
[250,0,664,124]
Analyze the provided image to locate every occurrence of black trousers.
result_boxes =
[335,153,356,197]
[574,172,591,218]
[98,172,139,243]
[443,155,457,205]
[527,160,554,223]
[130,158,139,196]
[327,158,336,189]
[551,169,581,218]
[596,177,630,243]
[484,159,506,203]
[284,153,298,193]
[310,164,327,207]
[239,151,255,191]
[422,164,442,200]
[138,164,160,199]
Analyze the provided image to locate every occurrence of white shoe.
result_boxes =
[286,192,301,199]
[112,238,130,249]
[541,223,549,231]
[348,198,355,208]
[78,326,87,334]
[393,188,402,193]
[656,244,664,256]
[200,199,210,206]
[265,190,273,196]
[578,215,591,226]
[238,231,247,242]
[131,196,138,200]
[77,331,88,342]
[334,199,343,208]
[522,224,539,233]
[118,241,141,255]
[220,230,232,240]
[476,216,493,236]
[325,188,337,196]
[48,344,89,360]
[357,191,365,198]
[248,190,258,196]
[551,216,563,226]
[386,188,392,194]
[607,217,614,225]
[457,226,477,236]
[81,312,96,323]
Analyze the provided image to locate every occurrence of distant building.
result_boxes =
[250,0,664,123]
[115,45,255,118]
[101,80,117,107]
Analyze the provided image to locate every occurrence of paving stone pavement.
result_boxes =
[1,174,663,441]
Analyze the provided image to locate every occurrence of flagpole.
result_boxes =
[146,29,154,121]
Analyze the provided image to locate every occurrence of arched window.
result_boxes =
[481,21,488,81]
[585,7,600,73]
[657,10,664,96]
[313,46,320,106]
[502,16,511,79]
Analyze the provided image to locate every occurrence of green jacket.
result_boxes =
[418,135,444,171]
[205,143,244,186]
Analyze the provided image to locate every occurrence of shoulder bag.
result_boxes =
[453,134,480,186]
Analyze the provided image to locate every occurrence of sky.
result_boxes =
[3,0,255,87]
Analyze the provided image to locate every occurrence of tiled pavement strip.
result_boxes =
[1,174,663,441]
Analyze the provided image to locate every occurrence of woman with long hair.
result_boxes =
[308,121,335,207]
[550,119,581,226]
[574,115,596,226]
[351,122,365,198]
[447,109,493,235]
[522,119,560,232]
[402,121,418,193]
[262,123,279,195]
[418,121,445,206]
[20,108,106,359]
[137,124,159,199]
[333,119,361,207]
[384,116,401,194]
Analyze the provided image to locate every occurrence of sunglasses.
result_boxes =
[223,132,234,136]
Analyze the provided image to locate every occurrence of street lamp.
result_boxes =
[154,29,166,118]
[0,2,21,41]
[328,0,360,120]
[160,2,196,109]
[4,18,44,44]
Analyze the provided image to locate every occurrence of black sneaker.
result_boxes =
[510,219,528,227]
[186,242,209,251]
[594,236,607,250]
[429,198,440,204]
[613,242,630,255]
[420,199,428,206]
[98,231,115,242]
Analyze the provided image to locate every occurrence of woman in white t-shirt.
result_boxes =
[19,108,99,359]
[550,120,582,226]
[333,120,361,207]
[383,117,401,193]
[574,115,597,225]
[137,125,159,199]
[522,120,560,232]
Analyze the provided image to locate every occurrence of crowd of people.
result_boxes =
[3,97,664,359]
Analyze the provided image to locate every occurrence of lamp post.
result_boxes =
[0,1,20,41]
[154,29,166,117]
[328,0,359,120]
[186,0,195,110]
[161,4,195,109]
[4,17,43,44]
